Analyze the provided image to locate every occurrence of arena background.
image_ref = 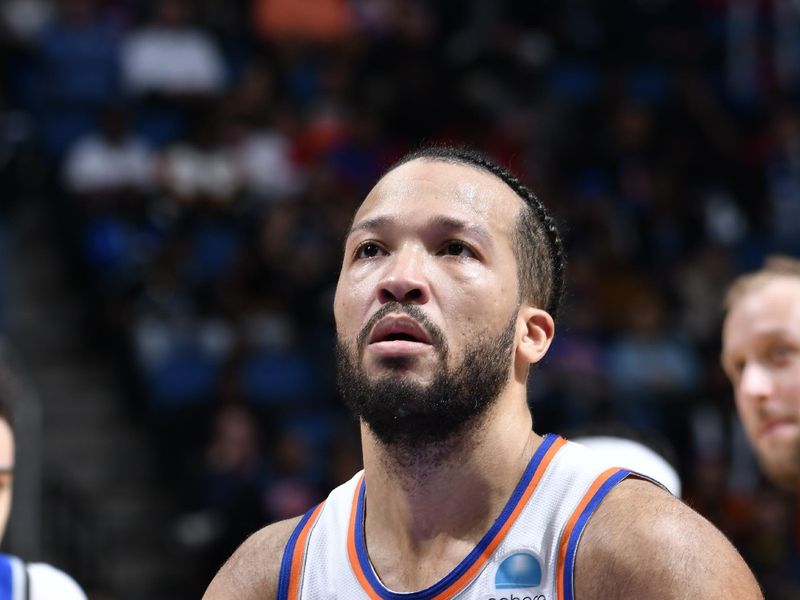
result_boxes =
[1,0,799,598]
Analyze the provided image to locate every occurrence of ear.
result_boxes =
[516,306,555,365]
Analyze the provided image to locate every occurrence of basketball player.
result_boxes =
[205,147,762,599]
[721,255,800,490]
[0,392,87,599]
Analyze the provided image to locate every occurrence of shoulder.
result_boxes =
[27,563,87,600]
[574,478,763,600]
[203,516,303,600]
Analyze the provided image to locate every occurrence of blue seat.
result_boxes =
[546,61,600,103]
[240,351,317,407]
[627,66,671,105]
[83,216,130,274]
[146,345,219,415]
[187,223,241,284]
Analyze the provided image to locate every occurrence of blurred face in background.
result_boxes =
[722,277,800,490]
[0,419,14,541]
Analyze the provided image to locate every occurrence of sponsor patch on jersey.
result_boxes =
[482,551,547,600]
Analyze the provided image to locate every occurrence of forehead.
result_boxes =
[724,278,800,349]
[353,159,523,233]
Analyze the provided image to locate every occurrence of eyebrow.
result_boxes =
[347,216,393,238]
[720,328,797,360]
[347,215,494,247]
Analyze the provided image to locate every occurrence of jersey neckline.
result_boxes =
[346,433,566,600]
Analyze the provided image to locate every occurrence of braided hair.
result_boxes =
[384,145,567,318]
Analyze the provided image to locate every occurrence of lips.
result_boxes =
[759,416,798,437]
[368,315,433,346]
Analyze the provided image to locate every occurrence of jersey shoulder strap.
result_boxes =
[0,553,29,600]
[276,470,363,600]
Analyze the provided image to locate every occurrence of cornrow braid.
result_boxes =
[386,145,567,318]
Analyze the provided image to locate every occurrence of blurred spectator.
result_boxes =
[62,104,155,208]
[224,66,306,204]
[173,402,268,595]
[674,245,736,348]
[197,403,268,538]
[742,488,800,600]
[36,0,121,155]
[223,63,305,207]
[325,109,393,196]
[608,287,700,436]
[158,104,240,209]
[121,0,226,99]
[253,0,354,43]
[686,452,746,538]
[0,92,36,207]
[538,255,612,428]
[235,113,303,204]
[262,428,321,522]
[765,106,800,255]
[774,0,800,94]
[37,0,119,105]
[0,0,54,45]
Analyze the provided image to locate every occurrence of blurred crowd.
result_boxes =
[1,0,800,596]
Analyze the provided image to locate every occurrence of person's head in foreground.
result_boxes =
[722,255,800,490]
[0,379,87,599]
[334,145,564,456]
[203,145,762,600]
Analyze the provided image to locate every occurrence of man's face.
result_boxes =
[0,419,14,541]
[334,159,525,446]
[722,277,800,489]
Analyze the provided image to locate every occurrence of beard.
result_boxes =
[336,302,517,452]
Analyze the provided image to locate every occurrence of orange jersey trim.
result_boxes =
[556,467,628,600]
[347,435,567,599]
[286,502,326,599]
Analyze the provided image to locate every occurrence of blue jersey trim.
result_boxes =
[353,433,560,600]
[561,469,630,600]
[276,504,321,600]
[0,553,14,600]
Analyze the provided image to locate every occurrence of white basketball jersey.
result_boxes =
[277,434,646,600]
[0,554,87,600]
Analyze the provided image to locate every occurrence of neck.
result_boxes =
[359,386,541,591]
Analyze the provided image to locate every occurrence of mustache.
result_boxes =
[356,302,447,354]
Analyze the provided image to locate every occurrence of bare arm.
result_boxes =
[203,516,302,600]
[575,479,762,600]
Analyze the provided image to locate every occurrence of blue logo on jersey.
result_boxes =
[495,552,542,589]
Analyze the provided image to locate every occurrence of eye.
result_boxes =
[440,241,476,259]
[767,345,796,365]
[354,241,386,260]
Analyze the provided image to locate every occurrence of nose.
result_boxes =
[376,244,431,305]
[739,362,774,401]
